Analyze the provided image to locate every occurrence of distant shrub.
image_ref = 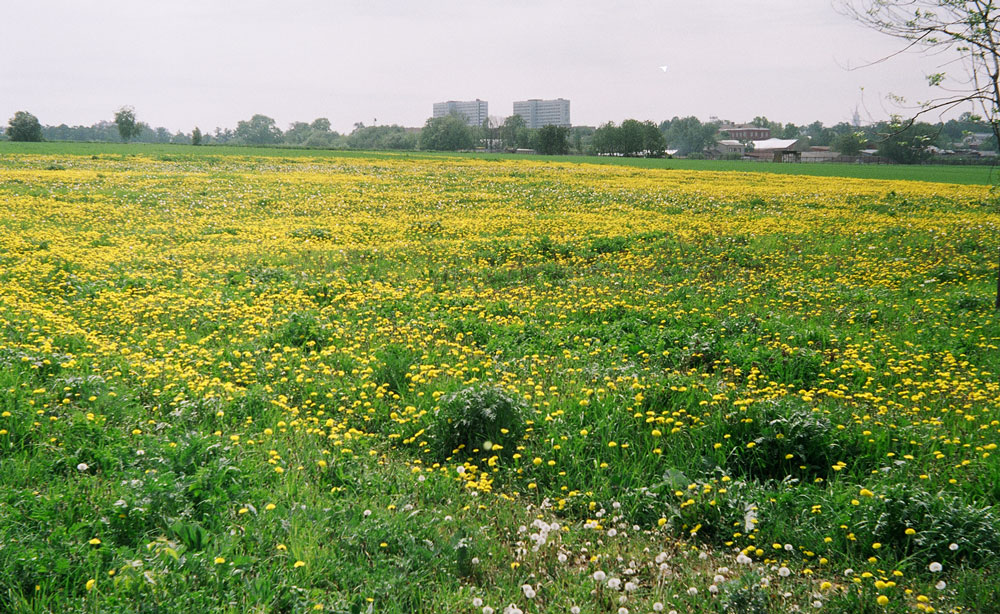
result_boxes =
[429,384,526,460]
[289,227,333,241]
[372,344,419,395]
[271,311,329,349]
[723,398,856,481]
[856,483,1000,566]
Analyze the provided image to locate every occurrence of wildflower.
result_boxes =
[472,598,483,607]
[935,581,946,590]
[77,463,89,472]
[593,570,607,582]
[294,560,306,568]
[89,538,101,545]
[876,595,889,606]
[778,567,790,577]
[929,562,942,572]
[86,578,96,591]
[214,557,226,564]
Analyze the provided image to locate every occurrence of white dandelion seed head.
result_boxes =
[935,580,946,590]
[77,463,89,472]
[929,561,943,572]
[593,570,607,582]
[778,567,791,577]
[472,598,483,607]
[652,603,664,612]
[709,584,719,594]
[949,543,959,551]
[687,587,698,596]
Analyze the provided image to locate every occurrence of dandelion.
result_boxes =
[652,604,664,612]
[472,598,483,607]
[687,587,698,596]
[778,567,790,577]
[949,543,959,551]
[88,538,101,545]
[929,562,942,572]
[876,595,889,606]
[85,578,96,591]
[294,560,306,568]
[593,570,607,582]
[935,581,947,590]
[77,463,89,472]
[214,557,226,564]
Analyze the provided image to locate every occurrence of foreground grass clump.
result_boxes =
[0,145,999,613]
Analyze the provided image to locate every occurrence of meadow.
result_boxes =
[1,144,999,613]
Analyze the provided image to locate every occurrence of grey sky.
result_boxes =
[1,0,977,134]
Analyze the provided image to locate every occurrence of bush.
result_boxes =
[856,483,1000,566]
[429,384,526,460]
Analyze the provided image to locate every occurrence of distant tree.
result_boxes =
[500,114,531,150]
[114,106,141,142]
[619,119,646,155]
[831,131,866,155]
[641,120,666,157]
[571,126,594,154]
[803,120,835,146]
[191,126,202,146]
[348,124,417,150]
[536,125,570,155]
[235,114,282,145]
[419,114,473,151]
[593,121,622,155]
[6,111,43,141]
[780,123,801,139]
[310,118,332,133]
[665,116,717,156]
[876,121,938,163]
[283,122,313,145]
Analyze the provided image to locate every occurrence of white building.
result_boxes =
[512,98,571,129]
[432,100,488,127]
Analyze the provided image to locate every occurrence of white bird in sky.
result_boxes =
[659,65,668,72]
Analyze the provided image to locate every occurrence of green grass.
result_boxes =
[1,140,996,185]
[0,147,998,613]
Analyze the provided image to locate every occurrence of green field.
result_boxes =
[1,140,996,185]
[1,145,999,613]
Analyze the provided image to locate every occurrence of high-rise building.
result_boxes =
[432,100,488,127]
[512,98,570,129]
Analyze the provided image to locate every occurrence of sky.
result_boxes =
[0,0,980,134]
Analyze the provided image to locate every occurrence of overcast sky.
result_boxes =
[0,0,978,134]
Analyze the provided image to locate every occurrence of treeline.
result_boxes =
[4,108,998,162]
